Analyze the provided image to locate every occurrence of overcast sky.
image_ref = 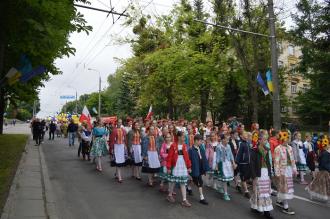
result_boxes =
[37,0,296,118]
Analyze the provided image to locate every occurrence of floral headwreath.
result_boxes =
[318,135,329,148]
[279,131,289,142]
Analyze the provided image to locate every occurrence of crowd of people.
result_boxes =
[34,117,330,218]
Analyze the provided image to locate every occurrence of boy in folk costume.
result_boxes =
[250,130,274,219]
[109,119,127,183]
[127,122,142,180]
[214,135,236,201]
[306,136,330,203]
[141,126,161,186]
[166,131,192,207]
[188,134,209,205]
[291,132,308,184]
[235,132,252,199]
[274,131,297,215]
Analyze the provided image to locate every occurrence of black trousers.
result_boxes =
[35,133,42,145]
[49,131,55,140]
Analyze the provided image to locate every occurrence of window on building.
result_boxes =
[291,82,297,94]
[302,84,309,93]
[288,45,294,56]
[292,106,297,113]
[281,106,287,112]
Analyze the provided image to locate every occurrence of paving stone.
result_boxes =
[11,200,46,217]
[16,187,43,200]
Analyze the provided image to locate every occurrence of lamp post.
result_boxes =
[88,68,101,118]
[67,85,78,114]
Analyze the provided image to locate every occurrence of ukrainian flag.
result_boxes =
[266,70,273,92]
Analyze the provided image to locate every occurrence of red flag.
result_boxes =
[145,105,153,120]
[79,106,92,128]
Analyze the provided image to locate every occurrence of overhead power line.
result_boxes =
[74,4,129,17]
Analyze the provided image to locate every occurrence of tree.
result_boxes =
[292,0,330,128]
[0,0,91,133]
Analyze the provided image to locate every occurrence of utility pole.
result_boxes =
[268,0,281,130]
[98,76,101,118]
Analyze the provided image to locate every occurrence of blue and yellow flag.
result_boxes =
[266,70,273,92]
[256,72,269,96]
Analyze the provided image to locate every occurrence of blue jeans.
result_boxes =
[68,132,76,146]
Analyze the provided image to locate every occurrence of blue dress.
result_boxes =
[90,127,109,157]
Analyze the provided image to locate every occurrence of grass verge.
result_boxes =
[0,134,28,213]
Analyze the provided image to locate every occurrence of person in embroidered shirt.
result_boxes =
[166,131,192,207]
[274,131,297,215]
[141,126,161,186]
[188,134,209,205]
[127,122,142,180]
[109,119,127,183]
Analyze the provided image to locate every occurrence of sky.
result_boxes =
[37,0,297,118]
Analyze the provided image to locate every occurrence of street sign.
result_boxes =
[60,95,75,100]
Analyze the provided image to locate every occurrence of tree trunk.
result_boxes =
[200,86,210,123]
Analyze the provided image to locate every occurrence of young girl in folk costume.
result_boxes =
[205,132,218,188]
[214,135,236,201]
[304,133,316,179]
[250,130,274,219]
[90,118,109,172]
[166,131,192,207]
[204,121,213,140]
[159,133,173,193]
[141,126,161,186]
[291,132,308,184]
[127,122,142,180]
[81,121,92,161]
[274,131,297,215]
[168,124,176,143]
[185,124,195,149]
[109,119,127,183]
[306,136,330,203]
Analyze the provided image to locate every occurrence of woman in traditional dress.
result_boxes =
[214,135,236,201]
[159,133,172,192]
[90,118,109,172]
[109,119,127,183]
[127,122,142,180]
[291,132,308,184]
[274,131,297,215]
[166,131,192,207]
[306,136,330,203]
[250,130,274,219]
[142,126,161,186]
[304,133,316,179]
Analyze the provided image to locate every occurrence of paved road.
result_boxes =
[37,134,329,219]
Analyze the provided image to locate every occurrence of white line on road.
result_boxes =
[293,194,330,208]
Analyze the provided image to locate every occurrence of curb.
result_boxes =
[39,146,59,219]
[0,137,29,219]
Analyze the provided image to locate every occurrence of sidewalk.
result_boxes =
[1,137,58,219]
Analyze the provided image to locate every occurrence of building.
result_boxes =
[278,41,310,121]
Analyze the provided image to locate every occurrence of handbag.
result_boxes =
[142,159,150,173]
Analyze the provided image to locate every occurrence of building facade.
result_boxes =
[278,41,310,121]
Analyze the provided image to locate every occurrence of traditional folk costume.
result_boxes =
[214,142,235,200]
[185,133,195,149]
[159,142,171,181]
[81,128,92,160]
[90,127,108,157]
[110,127,127,167]
[215,142,235,182]
[167,143,191,184]
[142,135,161,173]
[304,140,316,173]
[306,138,330,203]
[205,141,218,188]
[292,139,308,172]
[274,132,297,215]
[127,130,142,166]
[250,143,274,216]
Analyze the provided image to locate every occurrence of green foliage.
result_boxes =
[291,0,330,127]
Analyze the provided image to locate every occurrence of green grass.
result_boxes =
[0,134,28,213]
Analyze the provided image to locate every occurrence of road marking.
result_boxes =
[293,194,330,208]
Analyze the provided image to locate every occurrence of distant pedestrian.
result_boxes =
[32,119,42,146]
[40,120,46,143]
[48,121,56,140]
[81,122,92,161]
[68,120,78,146]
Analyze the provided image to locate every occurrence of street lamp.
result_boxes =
[87,68,101,118]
